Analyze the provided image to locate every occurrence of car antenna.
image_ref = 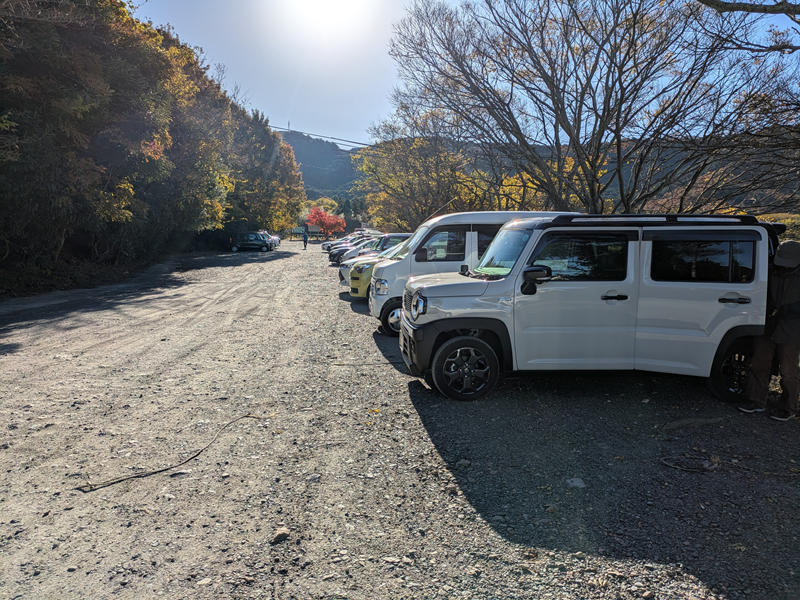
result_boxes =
[424,197,458,222]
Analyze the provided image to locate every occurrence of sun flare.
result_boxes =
[279,0,377,40]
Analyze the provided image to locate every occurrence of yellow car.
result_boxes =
[348,239,410,298]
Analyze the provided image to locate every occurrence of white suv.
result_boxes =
[399,214,784,402]
[369,211,573,336]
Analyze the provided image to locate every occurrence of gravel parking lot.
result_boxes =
[1,242,799,600]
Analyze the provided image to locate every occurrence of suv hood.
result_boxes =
[407,272,489,297]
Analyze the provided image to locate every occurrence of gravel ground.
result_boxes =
[0,241,799,600]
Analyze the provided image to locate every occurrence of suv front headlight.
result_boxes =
[410,292,427,321]
[374,278,389,295]
[354,264,371,274]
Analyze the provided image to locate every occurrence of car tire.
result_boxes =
[231,245,239,252]
[431,336,500,401]
[380,300,402,337]
[260,245,268,252]
[706,337,752,403]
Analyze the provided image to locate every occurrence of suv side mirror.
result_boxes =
[521,265,552,295]
[414,248,428,263]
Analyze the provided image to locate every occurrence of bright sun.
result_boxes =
[278,0,377,41]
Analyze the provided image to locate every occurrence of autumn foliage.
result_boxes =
[306,207,345,236]
[0,0,306,266]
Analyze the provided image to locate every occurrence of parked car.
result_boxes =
[322,232,376,252]
[329,237,380,264]
[338,239,412,292]
[230,231,273,252]
[399,213,785,401]
[369,211,573,336]
[325,234,374,256]
[338,233,411,264]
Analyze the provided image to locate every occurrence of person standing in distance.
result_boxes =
[740,240,800,421]
[302,231,308,250]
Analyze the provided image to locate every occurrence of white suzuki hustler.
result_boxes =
[399,214,785,402]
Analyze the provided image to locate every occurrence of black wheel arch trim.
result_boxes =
[408,317,513,373]
[710,325,763,375]
[381,298,403,315]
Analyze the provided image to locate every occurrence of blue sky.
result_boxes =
[133,0,411,147]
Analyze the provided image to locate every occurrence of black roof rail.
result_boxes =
[548,214,760,225]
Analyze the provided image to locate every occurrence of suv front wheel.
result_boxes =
[431,336,500,401]
[380,300,402,337]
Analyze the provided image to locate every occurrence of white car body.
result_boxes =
[368,211,574,334]
[399,214,779,401]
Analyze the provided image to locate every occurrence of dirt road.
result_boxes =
[1,243,798,600]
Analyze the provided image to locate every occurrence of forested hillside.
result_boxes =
[280,131,357,201]
[0,0,305,285]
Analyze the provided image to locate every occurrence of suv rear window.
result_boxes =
[651,240,755,283]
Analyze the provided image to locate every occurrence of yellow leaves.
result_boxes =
[94,179,135,223]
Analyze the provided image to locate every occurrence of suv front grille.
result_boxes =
[403,289,413,314]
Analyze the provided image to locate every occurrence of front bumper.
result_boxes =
[369,286,387,319]
[348,274,370,297]
[400,317,436,378]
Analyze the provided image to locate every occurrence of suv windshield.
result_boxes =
[393,226,429,260]
[473,228,533,278]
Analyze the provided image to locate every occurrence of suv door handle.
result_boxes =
[601,295,628,301]
[718,297,751,304]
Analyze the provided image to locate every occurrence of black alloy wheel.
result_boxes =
[431,335,500,401]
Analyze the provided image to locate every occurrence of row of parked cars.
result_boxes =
[328,211,787,404]
[230,231,281,252]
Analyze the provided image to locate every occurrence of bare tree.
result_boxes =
[390,0,798,214]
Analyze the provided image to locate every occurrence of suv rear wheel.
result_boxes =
[431,336,499,401]
[707,337,752,403]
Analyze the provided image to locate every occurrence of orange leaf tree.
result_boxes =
[307,206,345,236]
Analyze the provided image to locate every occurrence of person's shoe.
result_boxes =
[768,409,797,421]
[737,402,766,413]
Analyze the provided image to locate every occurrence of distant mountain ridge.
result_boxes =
[280,131,358,201]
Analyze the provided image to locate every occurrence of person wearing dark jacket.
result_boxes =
[740,240,800,421]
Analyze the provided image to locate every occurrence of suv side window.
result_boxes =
[531,234,629,281]
[474,224,503,259]
[419,226,467,262]
[648,231,758,283]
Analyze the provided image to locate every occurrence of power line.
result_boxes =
[270,125,371,148]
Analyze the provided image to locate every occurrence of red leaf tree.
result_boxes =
[307,206,346,236]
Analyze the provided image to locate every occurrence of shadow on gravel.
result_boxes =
[0,341,21,354]
[179,249,294,271]
[338,291,370,315]
[372,330,409,374]
[409,371,800,599]
[0,252,290,344]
